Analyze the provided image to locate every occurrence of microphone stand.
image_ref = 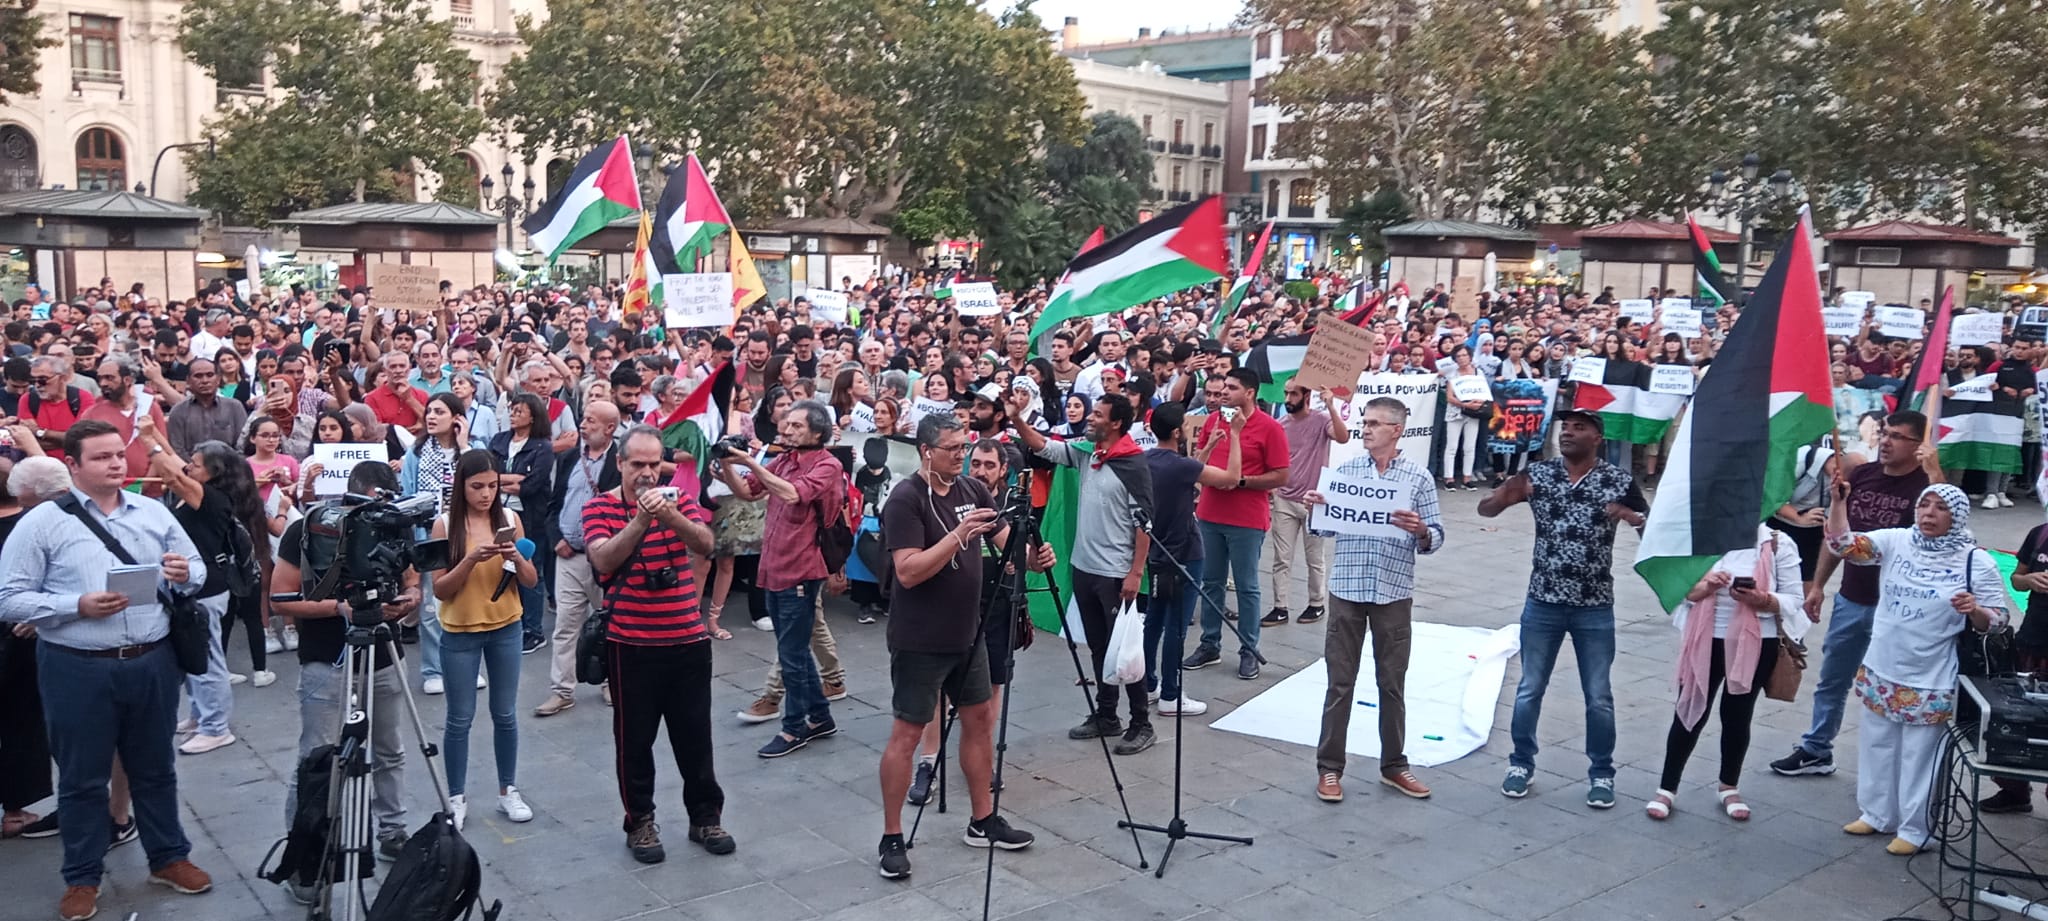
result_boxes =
[1117,506,1256,877]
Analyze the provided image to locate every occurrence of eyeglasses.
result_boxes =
[930,443,970,455]
[29,377,52,386]
[1882,431,1922,443]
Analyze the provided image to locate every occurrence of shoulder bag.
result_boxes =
[53,494,210,675]
[1958,547,2018,677]
[1763,535,1808,702]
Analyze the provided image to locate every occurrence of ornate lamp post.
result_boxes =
[1705,152,1795,286]
[479,162,535,249]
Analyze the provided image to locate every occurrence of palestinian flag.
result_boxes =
[1905,287,2020,473]
[654,360,734,481]
[651,154,731,274]
[1634,209,1833,612]
[1897,285,1955,416]
[623,211,661,320]
[1213,221,1273,338]
[1687,212,1734,308]
[522,136,641,262]
[730,229,765,311]
[1033,227,1107,356]
[1028,197,1227,341]
[1573,360,1686,445]
[1335,285,1382,326]
[1332,282,1360,314]
[1245,333,1310,403]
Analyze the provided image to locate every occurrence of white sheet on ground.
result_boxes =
[1210,622,1521,768]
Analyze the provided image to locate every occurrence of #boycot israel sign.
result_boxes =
[1308,470,1412,540]
[951,282,1000,317]
[310,443,390,497]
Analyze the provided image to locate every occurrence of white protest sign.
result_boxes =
[1662,308,1703,338]
[1950,373,1996,402]
[1950,312,2005,347]
[1661,297,1693,312]
[1434,357,1457,378]
[1619,299,1655,323]
[1130,425,1159,450]
[808,289,849,325]
[845,400,876,432]
[1822,306,1867,337]
[1450,375,1491,402]
[1877,306,1925,339]
[910,397,954,425]
[1569,356,1607,385]
[951,282,1000,317]
[310,442,389,497]
[1841,291,1877,308]
[1308,469,1412,539]
[663,273,735,328]
[1649,364,1696,396]
[1329,373,1440,468]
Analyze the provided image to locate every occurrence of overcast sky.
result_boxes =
[1020,0,1249,43]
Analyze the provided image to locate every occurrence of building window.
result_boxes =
[1172,119,1185,145]
[0,124,39,194]
[69,14,122,83]
[1251,124,1267,161]
[1288,178,1315,218]
[75,128,125,191]
[1266,179,1280,218]
[1200,168,1213,195]
[1282,28,1314,56]
[1202,123,1216,149]
[1252,75,1269,107]
[1170,165,1183,194]
[449,0,474,27]
[1255,31,1272,60]
[1141,114,1152,137]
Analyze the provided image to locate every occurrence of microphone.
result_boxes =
[492,537,536,601]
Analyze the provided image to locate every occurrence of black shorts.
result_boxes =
[890,643,992,725]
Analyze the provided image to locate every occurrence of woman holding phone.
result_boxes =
[430,449,539,830]
[401,393,477,695]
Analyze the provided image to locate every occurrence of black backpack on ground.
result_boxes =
[368,812,502,921]
[259,744,369,889]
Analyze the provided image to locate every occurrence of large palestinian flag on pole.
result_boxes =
[1635,209,1833,612]
[651,154,731,274]
[1687,212,1734,308]
[522,136,641,262]
[1907,288,2020,473]
[1214,221,1273,338]
[1573,361,1686,445]
[1028,197,1228,341]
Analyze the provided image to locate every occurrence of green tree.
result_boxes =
[1333,186,1412,284]
[178,0,487,223]
[0,0,56,106]
[1046,113,1155,201]
[891,186,975,248]
[491,0,1084,225]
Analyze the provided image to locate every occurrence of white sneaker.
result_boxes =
[227,672,248,685]
[250,670,278,688]
[2001,494,2016,508]
[497,787,533,823]
[752,616,772,632]
[477,673,488,690]
[264,631,284,655]
[176,717,198,734]
[423,677,445,696]
[449,794,467,831]
[282,625,300,650]
[1986,494,2001,510]
[1157,695,1209,716]
[178,732,237,755]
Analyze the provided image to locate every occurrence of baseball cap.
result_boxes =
[1553,408,1605,434]
[974,382,1004,403]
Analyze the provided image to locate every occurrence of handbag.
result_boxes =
[1958,548,2018,677]
[575,603,612,686]
[1764,610,1808,702]
[53,494,210,675]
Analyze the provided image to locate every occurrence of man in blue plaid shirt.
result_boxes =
[1302,396,1444,805]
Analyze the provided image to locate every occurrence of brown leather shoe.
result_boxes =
[59,885,97,921]
[1316,772,1344,803]
[736,695,779,724]
[534,695,575,717]
[823,680,848,701]
[147,859,213,894]
[1381,770,1432,799]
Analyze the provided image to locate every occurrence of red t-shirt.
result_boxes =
[79,396,168,494]
[1195,409,1289,529]
[581,491,711,645]
[365,385,428,430]
[29,387,94,460]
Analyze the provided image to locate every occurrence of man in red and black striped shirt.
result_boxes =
[584,424,730,866]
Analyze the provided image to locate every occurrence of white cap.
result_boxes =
[975,382,1004,403]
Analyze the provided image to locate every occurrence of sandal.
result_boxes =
[1718,787,1750,821]
[1645,789,1676,821]
[705,604,732,640]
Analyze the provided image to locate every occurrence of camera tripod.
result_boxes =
[899,471,1149,921]
[301,612,454,921]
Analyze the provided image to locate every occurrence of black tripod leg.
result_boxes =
[1045,571,1149,870]
[904,704,955,849]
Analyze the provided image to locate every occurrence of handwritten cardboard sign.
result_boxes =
[1950,312,2005,347]
[664,273,735,328]
[1295,318,1378,395]
[367,263,442,313]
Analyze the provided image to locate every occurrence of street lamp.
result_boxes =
[634,143,657,204]
[480,162,534,249]
[1703,152,1797,291]
[147,139,215,198]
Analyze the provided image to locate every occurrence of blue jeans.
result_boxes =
[1799,594,1876,760]
[37,642,190,887]
[518,582,545,645]
[767,580,830,737]
[1599,438,1627,469]
[289,661,407,838]
[1198,521,1265,656]
[184,593,233,736]
[440,622,523,798]
[1145,556,1203,701]
[1510,600,1617,780]
[418,570,444,682]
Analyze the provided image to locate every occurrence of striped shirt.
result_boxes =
[0,488,207,649]
[1320,454,1445,605]
[582,491,710,646]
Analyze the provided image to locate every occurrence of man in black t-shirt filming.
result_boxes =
[269,462,421,900]
[875,414,1053,881]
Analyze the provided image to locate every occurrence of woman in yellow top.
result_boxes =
[431,449,540,830]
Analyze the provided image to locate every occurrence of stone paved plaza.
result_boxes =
[7,491,2048,921]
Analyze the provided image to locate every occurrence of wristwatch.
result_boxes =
[1235,476,1247,490]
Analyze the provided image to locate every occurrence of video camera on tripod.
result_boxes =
[298,491,452,618]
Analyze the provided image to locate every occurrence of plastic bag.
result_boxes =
[1103,599,1148,686]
